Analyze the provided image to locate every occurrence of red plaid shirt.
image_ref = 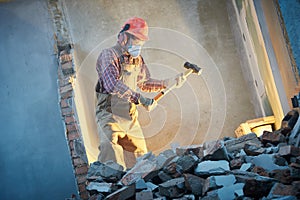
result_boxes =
[96,44,166,104]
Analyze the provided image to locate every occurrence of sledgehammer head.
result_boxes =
[184,62,202,75]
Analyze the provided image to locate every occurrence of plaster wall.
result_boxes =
[0,0,78,199]
[62,0,256,162]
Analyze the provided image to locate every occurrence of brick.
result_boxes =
[60,99,69,108]
[60,83,73,94]
[243,177,274,199]
[252,166,269,177]
[278,145,300,157]
[60,53,72,64]
[74,157,85,167]
[267,183,297,199]
[230,158,244,170]
[203,140,229,161]
[69,140,74,150]
[67,131,80,140]
[78,183,86,193]
[62,107,74,117]
[176,144,203,157]
[67,123,77,132]
[79,191,89,200]
[65,115,75,124]
[183,173,204,196]
[76,165,88,175]
[76,174,87,184]
[61,61,74,75]
[61,90,73,99]
[261,131,286,145]
[269,169,292,184]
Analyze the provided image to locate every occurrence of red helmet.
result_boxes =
[121,17,149,41]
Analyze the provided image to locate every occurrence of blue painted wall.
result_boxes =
[0,0,78,199]
[279,0,300,75]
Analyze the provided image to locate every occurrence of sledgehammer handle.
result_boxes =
[154,69,194,102]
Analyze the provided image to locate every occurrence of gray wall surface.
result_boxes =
[0,0,78,199]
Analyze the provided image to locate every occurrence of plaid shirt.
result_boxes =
[96,44,166,104]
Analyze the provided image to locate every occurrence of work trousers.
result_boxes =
[95,92,148,169]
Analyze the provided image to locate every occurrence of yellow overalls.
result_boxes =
[95,47,148,169]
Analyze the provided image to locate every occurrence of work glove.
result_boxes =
[138,95,157,112]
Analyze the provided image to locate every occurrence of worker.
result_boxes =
[95,17,186,169]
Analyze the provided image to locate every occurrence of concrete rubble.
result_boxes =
[86,109,300,199]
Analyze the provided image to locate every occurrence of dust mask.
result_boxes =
[127,45,142,58]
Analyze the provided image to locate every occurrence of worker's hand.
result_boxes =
[138,95,157,112]
[175,73,187,88]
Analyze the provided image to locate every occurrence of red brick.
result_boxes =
[78,183,86,193]
[67,131,80,140]
[69,140,74,150]
[67,124,77,132]
[62,107,74,116]
[61,61,73,71]
[60,83,72,94]
[80,191,89,200]
[60,53,72,64]
[73,157,85,166]
[76,175,87,184]
[71,149,78,158]
[65,116,75,124]
[61,90,73,99]
[60,99,69,108]
[279,145,300,157]
[76,166,88,175]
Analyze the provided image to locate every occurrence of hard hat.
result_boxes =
[121,17,149,41]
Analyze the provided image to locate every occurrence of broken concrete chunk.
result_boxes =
[215,174,236,187]
[146,182,158,191]
[225,133,262,153]
[240,163,252,171]
[121,159,156,186]
[135,178,148,191]
[158,171,173,182]
[281,110,299,130]
[183,173,204,196]
[194,160,229,176]
[217,183,244,200]
[158,177,185,198]
[87,161,124,182]
[269,168,292,184]
[247,154,289,172]
[156,150,177,170]
[203,140,229,161]
[136,189,153,200]
[261,131,286,145]
[242,176,274,199]
[244,143,265,156]
[267,183,298,199]
[86,182,112,193]
[230,158,244,169]
[176,155,197,173]
[176,144,203,157]
[105,184,135,200]
[278,145,300,157]
[251,166,269,177]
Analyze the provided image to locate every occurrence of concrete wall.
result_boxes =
[62,0,256,162]
[0,0,78,199]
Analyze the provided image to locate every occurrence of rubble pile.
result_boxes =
[85,110,300,200]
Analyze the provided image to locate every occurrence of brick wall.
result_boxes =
[48,1,90,199]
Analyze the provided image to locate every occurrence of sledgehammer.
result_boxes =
[154,62,202,102]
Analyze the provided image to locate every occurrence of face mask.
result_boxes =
[127,45,142,58]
